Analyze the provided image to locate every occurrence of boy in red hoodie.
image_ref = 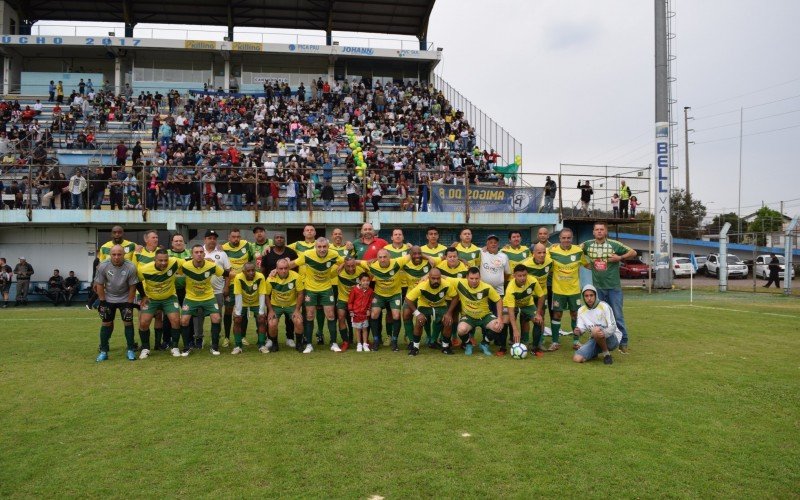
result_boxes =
[348,273,374,352]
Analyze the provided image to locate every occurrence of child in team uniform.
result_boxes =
[347,273,374,352]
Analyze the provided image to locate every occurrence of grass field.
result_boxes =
[1,290,798,498]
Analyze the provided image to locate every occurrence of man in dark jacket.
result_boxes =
[763,253,782,288]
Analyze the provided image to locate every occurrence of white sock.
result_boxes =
[602,350,610,356]
[413,342,420,348]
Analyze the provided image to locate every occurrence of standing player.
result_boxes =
[435,247,469,279]
[98,225,136,262]
[329,228,353,258]
[403,268,457,356]
[288,225,324,344]
[536,226,554,321]
[420,226,447,260]
[166,233,191,346]
[353,222,388,260]
[504,264,546,356]
[93,245,139,361]
[501,230,530,267]
[453,228,481,267]
[521,243,553,346]
[250,226,273,270]
[180,244,229,355]
[197,230,231,349]
[399,246,436,345]
[287,237,344,353]
[580,222,636,354]
[133,230,164,348]
[222,228,255,347]
[480,235,511,355]
[260,232,298,348]
[265,259,305,352]
[383,228,410,346]
[324,227,354,344]
[231,262,267,354]
[448,267,504,356]
[548,228,585,351]
[137,249,186,358]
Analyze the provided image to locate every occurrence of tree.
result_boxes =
[707,212,743,243]
[670,189,707,239]
[747,206,784,246]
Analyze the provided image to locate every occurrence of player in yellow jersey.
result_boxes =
[98,225,136,262]
[420,226,448,260]
[137,249,186,358]
[231,262,266,355]
[403,268,457,356]
[396,246,435,345]
[383,228,410,347]
[320,227,353,344]
[265,259,305,353]
[133,230,166,348]
[180,244,229,355]
[452,228,481,267]
[448,267,504,356]
[504,264,546,356]
[520,242,553,343]
[548,228,585,351]
[287,224,317,254]
[221,228,255,346]
[501,230,530,267]
[435,247,469,279]
[287,237,344,353]
[334,257,368,352]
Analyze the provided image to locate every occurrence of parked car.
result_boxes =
[694,255,708,275]
[706,253,748,279]
[754,254,796,280]
[620,259,651,279]
[671,257,696,278]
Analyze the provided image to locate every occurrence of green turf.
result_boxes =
[1,290,798,498]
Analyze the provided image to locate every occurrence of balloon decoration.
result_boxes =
[345,123,368,178]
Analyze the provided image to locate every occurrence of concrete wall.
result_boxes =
[0,227,97,282]
[20,71,104,95]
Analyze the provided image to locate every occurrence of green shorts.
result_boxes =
[336,299,349,311]
[516,304,539,321]
[459,314,497,330]
[372,293,403,311]
[225,285,236,306]
[182,298,220,317]
[271,305,297,319]
[304,289,335,307]
[236,305,262,317]
[551,293,581,313]
[418,306,448,323]
[142,296,181,315]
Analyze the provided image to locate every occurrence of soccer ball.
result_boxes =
[510,343,528,359]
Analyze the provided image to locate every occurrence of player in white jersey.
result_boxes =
[480,235,511,355]
[193,230,231,348]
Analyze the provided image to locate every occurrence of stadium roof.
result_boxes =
[9,0,437,39]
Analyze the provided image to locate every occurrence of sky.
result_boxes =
[33,0,800,220]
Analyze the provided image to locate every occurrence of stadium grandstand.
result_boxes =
[0,0,649,286]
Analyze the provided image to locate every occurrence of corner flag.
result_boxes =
[689,251,698,272]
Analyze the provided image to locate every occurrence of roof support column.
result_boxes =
[418,36,426,51]
[114,56,122,95]
[123,0,135,37]
[227,0,234,41]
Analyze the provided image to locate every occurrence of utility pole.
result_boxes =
[683,106,693,194]
[737,107,743,237]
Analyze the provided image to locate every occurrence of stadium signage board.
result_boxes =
[430,186,543,213]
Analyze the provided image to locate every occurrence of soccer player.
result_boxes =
[581,222,636,354]
[329,228,353,258]
[420,226,447,260]
[324,227,354,343]
[180,244,229,355]
[501,230,530,266]
[536,226,554,318]
[521,242,553,345]
[98,225,136,262]
[453,228,481,267]
[222,228,255,347]
[287,237,344,353]
[480,235,511,355]
[133,230,165,348]
[435,247,469,279]
[231,262,267,354]
[572,285,621,365]
[165,233,191,346]
[353,222,387,260]
[137,249,186,358]
[448,267,504,356]
[287,224,317,254]
[250,226,273,269]
[265,259,305,352]
[403,268,457,356]
[334,257,368,351]
[260,232,298,347]
[504,264,546,356]
[383,228,410,344]
[93,245,138,361]
[548,228,585,351]
[197,230,231,349]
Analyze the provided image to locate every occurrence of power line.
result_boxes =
[693,94,800,121]
[693,76,800,110]
[583,130,651,163]
[693,108,800,133]
[694,123,800,145]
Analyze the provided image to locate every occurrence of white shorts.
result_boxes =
[352,320,369,329]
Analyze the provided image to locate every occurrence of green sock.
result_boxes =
[181,324,193,349]
[211,322,221,348]
[139,329,151,349]
[123,324,135,350]
[170,323,181,346]
[431,322,442,344]
[551,320,560,344]
[370,318,381,343]
[303,319,313,344]
[327,319,337,343]
[99,325,112,352]
[223,313,232,338]
[257,333,267,347]
[521,321,530,344]
[533,323,543,349]
[316,308,325,339]
[241,315,249,339]
[403,319,414,342]
[234,334,243,348]
[391,320,401,341]
[154,328,163,347]
[339,328,349,343]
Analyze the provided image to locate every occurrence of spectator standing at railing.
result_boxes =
[68,170,87,209]
[578,180,593,216]
[56,81,64,104]
[284,174,297,211]
[177,172,192,210]
[542,176,557,213]
[108,169,125,210]
[78,79,86,95]
[88,167,108,210]
[611,193,620,218]
[619,180,631,219]
[321,180,334,211]
[164,175,178,210]
[229,169,244,211]
[48,81,55,102]
[145,172,160,210]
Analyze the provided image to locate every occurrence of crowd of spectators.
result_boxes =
[1,77,516,212]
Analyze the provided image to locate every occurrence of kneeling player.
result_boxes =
[232,262,268,354]
[403,268,456,356]
[449,267,504,356]
[137,249,186,358]
[504,264,546,357]
[266,259,305,352]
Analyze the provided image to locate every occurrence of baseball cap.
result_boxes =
[19,256,25,260]
[204,230,219,238]
[486,235,499,242]
[252,226,266,233]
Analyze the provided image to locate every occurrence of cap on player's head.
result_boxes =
[205,230,219,238]
[486,234,499,242]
